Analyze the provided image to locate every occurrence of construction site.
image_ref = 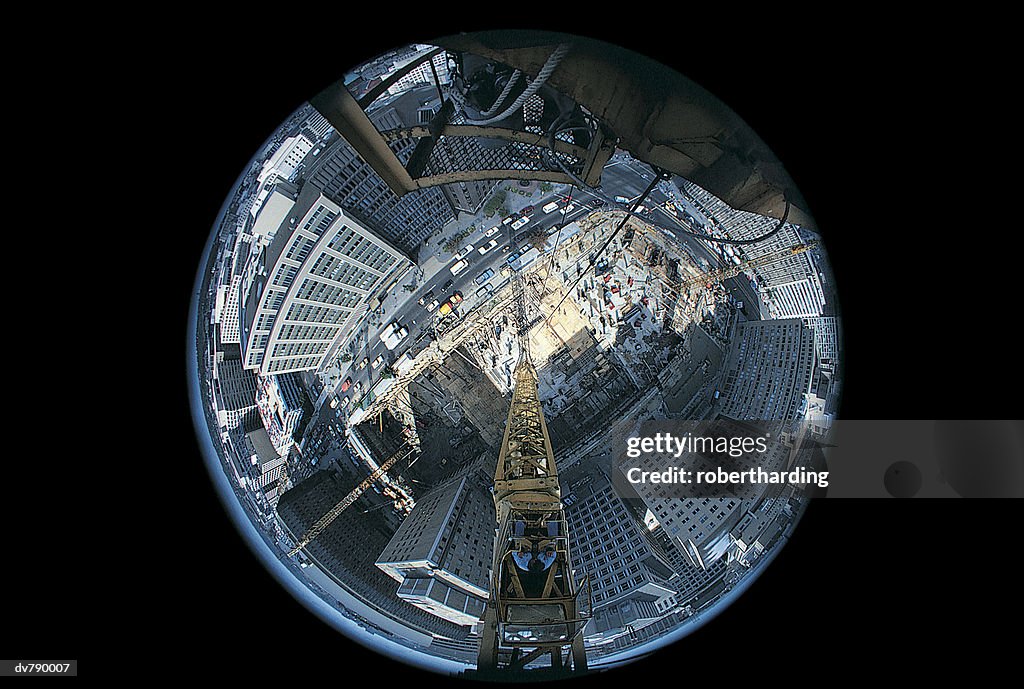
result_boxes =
[237,32,836,681]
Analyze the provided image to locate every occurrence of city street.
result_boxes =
[323,155,763,410]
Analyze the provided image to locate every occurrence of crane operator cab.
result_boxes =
[492,512,590,646]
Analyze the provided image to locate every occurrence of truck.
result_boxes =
[379,322,408,350]
[394,351,416,376]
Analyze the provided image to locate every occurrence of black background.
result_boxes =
[30,20,1018,682]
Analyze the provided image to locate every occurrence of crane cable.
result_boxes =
[542,114,792,246]
[458,44,572,127]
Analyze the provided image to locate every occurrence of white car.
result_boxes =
[371,354,384,369]
[511,216,530,230]
[426,299,439,312]
[484,226,500,238]
[478,239,499,255]
[564,203,576,213]
[543,201,560,214]
[454,245,475,260]
[450,259,469,275]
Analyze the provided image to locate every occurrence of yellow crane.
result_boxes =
[677,240,818,292]
[472,211,590,679]
[285,439,418,558]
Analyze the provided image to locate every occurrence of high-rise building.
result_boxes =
[562,469,677,636]
[277,470,472,640]
[375,471,493,627]
[386,48,451,96]
[628,419,793,570]
[300,108,335,142]
[216,230,254,344]
[719,318,816,422]
[256,372,306,456]
[241,415,287,493]
[678,180,827,318]
[248,134,315,220]
[802,315,839,371]
[211,339,259,430]
[240,183,410,375]
[303,100,455,257]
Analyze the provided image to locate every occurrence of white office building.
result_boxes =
[240,184,410,375]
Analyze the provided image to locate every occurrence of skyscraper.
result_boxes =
[240,183,410,375]
[627,419,794,571]
[255,372,306,456]
[211,338,258,431]
[718,318,816,422]
[277,471,471,640]
[375,470,494,627]
[562,469,678,638]
[303,97,456,257]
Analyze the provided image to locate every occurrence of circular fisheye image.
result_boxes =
[189,31,842,681]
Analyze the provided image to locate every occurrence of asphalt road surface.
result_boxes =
[331,158,758,405]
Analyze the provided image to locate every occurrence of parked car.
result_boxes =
[417,290,434,306]
[478,239,499,254]
[450,259,469,275]
[357,357,369,370]
[484,226,500,238]
[454,245,475,260]
[340,377,352,393]
[475,268,495,285]
[426,299,439,312]
[371,354,384,369]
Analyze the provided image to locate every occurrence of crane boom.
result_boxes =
[680,241,818,291]
[470,208,590,679]
[286,440,417,557]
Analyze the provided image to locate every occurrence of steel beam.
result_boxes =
[310,82,417,196]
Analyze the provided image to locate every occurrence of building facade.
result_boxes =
[256,372,306,457]
[212,339,259,430]
[303,101,455,257]
[240,183,410,375]
[562,469,678,639]
[375,471,493,627]
[678,180,827,319]
[719,318,816,422]
[628,419,794,571]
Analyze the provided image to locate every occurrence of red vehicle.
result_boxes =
[522,205,535,214]
[341,377,352,393]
